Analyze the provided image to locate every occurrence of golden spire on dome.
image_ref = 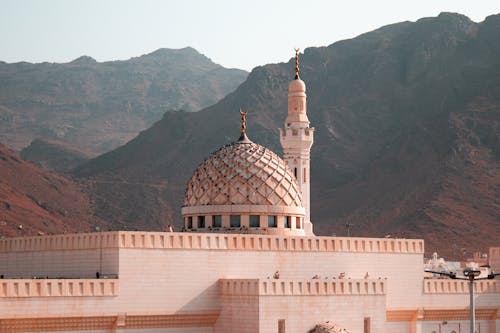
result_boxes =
[238,108,252,143]
[240,108,248,134]
[294,48,300,79]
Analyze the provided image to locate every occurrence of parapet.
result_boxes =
[0,231,424,254]
[423,279,500,294]
[0,279,119,298]
[219,278,386,296]
[0,232,120,252]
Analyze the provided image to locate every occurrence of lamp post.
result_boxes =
[424,268,500,333]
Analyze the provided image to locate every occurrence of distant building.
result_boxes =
[0,51,498,333]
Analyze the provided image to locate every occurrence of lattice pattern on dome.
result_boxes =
[184,141,302,207]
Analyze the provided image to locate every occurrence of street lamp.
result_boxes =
[424,268,500,333]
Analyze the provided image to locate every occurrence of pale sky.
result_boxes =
[1,0,500,71]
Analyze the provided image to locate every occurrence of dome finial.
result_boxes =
[240,108,248,134]
[238,108,252,143]
[294,48,300,79]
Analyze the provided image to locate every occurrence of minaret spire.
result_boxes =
[294,48,300,79]
[279,49,315,235]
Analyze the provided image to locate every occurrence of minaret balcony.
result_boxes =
[279,128,315,143]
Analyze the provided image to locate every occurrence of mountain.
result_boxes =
[0,47,248,153]
[0,144,105,237]
[75,13,500,257]
[21,138,97,172]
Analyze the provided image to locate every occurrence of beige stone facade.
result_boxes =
[0,232,499,332]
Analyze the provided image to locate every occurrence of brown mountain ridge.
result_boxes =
[73,13,500,257]
[1,13,498,258]
[21,138,97,173]
[0,47,248,153]
[0,144,106,237]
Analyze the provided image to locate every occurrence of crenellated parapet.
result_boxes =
[0,232,120,252]
[0,279,119,298]
[219,278,386,296]
[423,279,500,294]
[0,231,425,254]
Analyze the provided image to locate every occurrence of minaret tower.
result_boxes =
[279,49,315,235]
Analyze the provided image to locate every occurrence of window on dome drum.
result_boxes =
[249,215,260,228]
[213,215,222,228]
[268,216,277,228]
[296,217,302,229]
[230,215,241,228]
[284,216,291,228]
[197,216,205,228]
[303,168,307,183]
[187,217,193,229]
[294,168,297,178]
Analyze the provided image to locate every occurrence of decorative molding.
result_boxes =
[0,232,120,252]
[423,279,500,294]
[0,311,220,332]
[0,279,119,298]
[219,279,386,296]
[387,307,500,322]
[0,231,425,254]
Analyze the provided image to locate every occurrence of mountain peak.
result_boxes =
[142,47,201,59]
[69,55,97,64]
[437,11,473,22]
[150,46,198,55]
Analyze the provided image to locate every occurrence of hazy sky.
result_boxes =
[1,0,500,71]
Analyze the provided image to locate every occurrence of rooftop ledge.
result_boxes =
[0,231,424,254]
[0,279,119,298]
[219,278,386,296]
[423,279,500,294]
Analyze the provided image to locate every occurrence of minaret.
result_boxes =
[279,49,315,235]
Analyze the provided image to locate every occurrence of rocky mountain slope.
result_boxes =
[21,138,97,173]
[0,144,105,237]
[73,13,500,257]
[0,47,247,153]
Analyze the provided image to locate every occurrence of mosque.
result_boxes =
[0,51,499,333]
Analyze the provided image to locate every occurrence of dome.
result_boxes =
[183,138,302,207]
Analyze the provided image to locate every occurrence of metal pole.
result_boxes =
[469,277,475,333]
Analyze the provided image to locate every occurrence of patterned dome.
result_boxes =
[184,137,302,207]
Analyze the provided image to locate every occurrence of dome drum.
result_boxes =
[182,211,306,236]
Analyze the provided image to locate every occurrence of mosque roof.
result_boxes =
[183,134,302,208]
